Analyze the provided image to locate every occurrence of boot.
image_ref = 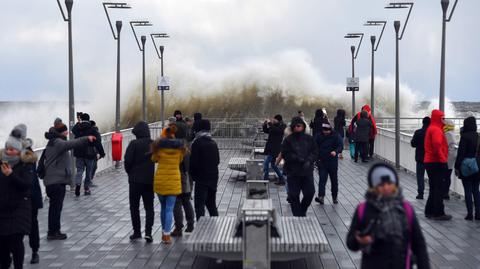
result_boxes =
[171,227,183,237]
[30,252,39,264]
[185,224,194,233]
[47,231,67,240]
[314,196,324,205]
[129,233,142,241]
[75,185,81,197]
[144,230,153,243]
[162,234,172,244]
[84,187,91,196]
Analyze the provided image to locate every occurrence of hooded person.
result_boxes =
[124,121,155,243]
[262,114,287,185]
[354,111,372,163]
[346,163,430,269]
[410,117,431,200]
[191,112,203,139]
[310,109,330,137]
[349,105,378,158]
[424,109,451,220]
[443,119,457,200]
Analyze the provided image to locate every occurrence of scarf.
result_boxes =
[194,131,212,142]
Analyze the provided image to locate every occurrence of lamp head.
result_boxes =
[160,45,164,54]
[394,20,401,33]
[65,0,73,12]
[350,46,355,54]
[116,20,122,32]
[441,0,450,13]
[141,35,146,44]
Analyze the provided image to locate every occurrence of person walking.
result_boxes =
[443,119,457,200]
[190,120,220,220]
[281,116,318,217]
[334,109,347,159]
[354,111,372,163]
[314,123,342,205]
[410,117,430,200]
[346,163,430,269]
[124,121,155,243]
[151,124,185,244]
[310,109,330,137]
[262,115,287,185]
[454,116,480,221]
[424,109,452,220]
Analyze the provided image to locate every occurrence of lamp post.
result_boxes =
[130,20,153,122]
[364,21,387,118]
[386,2,414,169]
[344,33,364,117]
[439,0,459,112]
[151,33,170,127]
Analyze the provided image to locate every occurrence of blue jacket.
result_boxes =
[315,131,343,162]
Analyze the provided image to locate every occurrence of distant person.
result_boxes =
[262,115,287,185]
[410,117,430,200]
[349,105,377,158]
[281,116,318,216]
[173,110,188,139]
[191,112,203,140]
[124,122,155,243]
[185,117,194,142]
[298,110,311,135]
[443,119,457,200]
[89,120,100,185]
[310,109,330,137]
[354,111,371,163]
[346,163,430,269]
[334,109,347,159]
[455,116,480,221]
[315,123,342,205]
[424,110,451,220]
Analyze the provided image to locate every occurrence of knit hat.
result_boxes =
[193,112,202,121]
[174,110,182,117]
[54,117,63,128]
[5,126,24,151]
[55,123,68,134]
[368,163,399,188]
[168,117,177,124]
[198,119,211,132]
[274,114,283,122]
[290,116,306,129]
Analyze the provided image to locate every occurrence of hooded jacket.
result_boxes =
[349,105,378,139]
[424,110,448,164]
[310,109,330,137]
[190,132,220,188]
[151,138,185,195]
[72,121,105,159]
[315,130,343,162]
[263,120,286,157]
[124,122,155,185]
[410,119,430,163]
[455,117,479,179]
[334,109,347,138]
[355,111,372,143]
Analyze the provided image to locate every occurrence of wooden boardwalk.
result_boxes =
[25,149,480,269]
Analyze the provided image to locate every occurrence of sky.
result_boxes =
[0,0,479,103]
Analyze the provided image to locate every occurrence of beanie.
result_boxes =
[55,123,68,134]
[274,114,283,122]
[174,110,182,117]
[198,119,211,132]
[5,126,24,151]
[54,117,63,128]
[368,163,399,188]
[290,116,306,129]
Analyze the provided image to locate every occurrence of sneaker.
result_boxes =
[144,234,153,243]
[465,214,473,221]
[161,234,172,244]
[171,228,183,237]
[47,232,67,240]
[75,185,81,197]
[274,180,286,186]
[30,252,39,264]
[433,214,452,221]
[185,224,194,233]
[129,233,142,241]
[415,194,423,200]
[314,196,324,205]
[84,188,91,196]
[332,198,338,204]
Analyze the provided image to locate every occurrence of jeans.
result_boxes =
[462,179,480,216]
[425,163,447,217]
[75,158,95,189]
[354,142,367,161]
[0,234,24,269]
[263,155,284,181]
[46,184,66,233]
[29,207,40,252]
[174,193,195,229]
[287,174,315,217]
[317,160,338,199]
[416,162,426,196]
[157,195,176,234]
[194,184,219,220]
[129,183,154,235]
[443,169,453,198]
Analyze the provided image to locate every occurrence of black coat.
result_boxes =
[190,133,220,188]
[124,122,155,185]
[25,148,43,209]
[315,132,343,162]
[334,116,346,138]
[455,118,479,180]
[411,126,428,163]
[281,131,318,177]
[72,121,105,159]
[355,117,372,143]
[263,121,286,157]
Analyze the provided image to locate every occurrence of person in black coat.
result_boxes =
[354,111,372,163]
[310,109,330,137]
[190,120,220,220]
[454,116,480,220]
[346,163,430,269]
[124,121,155,242]
[282,116,318,217]
[410,117,430,200]
[263,115,287,185]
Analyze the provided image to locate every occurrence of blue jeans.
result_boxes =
[462,179,480,216]
[263,155,284,181]
[75,158,95,189]
[416,162,425,196]
[157,195,176,234]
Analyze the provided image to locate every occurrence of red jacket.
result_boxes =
[348,105,378,139]
[424,110,448,163]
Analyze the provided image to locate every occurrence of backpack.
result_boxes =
[460,135,480,178]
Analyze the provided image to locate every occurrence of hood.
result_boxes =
[463,116,477,133]
[77,121,92,131]
[290,116,306,132]
[336,109,346,118]
[314,109,324,120]
[360,110,369,119]
[45,127,65,141]
[193,112,202,121]
[152,138,184,150]
[430,109,445,127]
[361,105,371,113]
[132,121,150,139]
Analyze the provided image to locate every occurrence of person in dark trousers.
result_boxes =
[72,113,105,196]
[89,120,100,186]
[410,117,430,200]
[190,120,220,220]
[262,115,287,185]
[281,116,318,217]
[314,123,343,205]
[173,110,188,139]
[191,112,203,140]
[346,163,430,269]
[349,105,377,158]
[310,109,330,137]
[334,109,346,159]
[424,109,452,221]
[0,125,35,269]
[43,121,96,240]
[455,116,480,221]
[354,111,372,163]
[124,122,155,243]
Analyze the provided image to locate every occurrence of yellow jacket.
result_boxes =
[151,138,185,195]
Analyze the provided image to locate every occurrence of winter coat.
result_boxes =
[72,121,105,160]
[190,132,220,189]
[454,117,479,180]
[0,150,36,236]
[151,138,185,196]
[444,130,457,170]
[349,105,377,140]
[411,125,428,163]
[43,128,89,186]
[175,119,188,140]
[346,191,430,269]
[315,131,343,163]
[355,111,372,143]
[424,110,448,164]
[334,113,346,138]
[263,121,286,157]
[25,148,43,209]
[310,109,330,137]
[124,122,155,185]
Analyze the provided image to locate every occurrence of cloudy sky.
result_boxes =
[1,0,478,103]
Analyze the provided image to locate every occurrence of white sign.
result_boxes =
[346,77,359,92]
[157,76,170,91]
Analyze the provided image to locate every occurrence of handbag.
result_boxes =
[461,135,480,178]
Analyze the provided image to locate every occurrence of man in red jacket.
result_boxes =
[424,109,452,220]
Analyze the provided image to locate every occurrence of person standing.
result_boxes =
[298,111,311,135]
[281,116,318,217]
[124,122,155,243]
[334,109,346,159]
[443,119,457,200]
[354,111,372,163]
[262,115,287,185]
[411,117,430,200]
[424,110,452,220]
[190,120,220,220]
[455,116,480,221]
[310,109,330,137]
[349,105,377,159]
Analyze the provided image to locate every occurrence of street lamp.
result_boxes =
[344,33,364,117]
[151,33,170,127]
[439,0,459,112]
[130,20,153,122]
[386,2,414,169]
[102,2,131,132]
[364,21,387,118]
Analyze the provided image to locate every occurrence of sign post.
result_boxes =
[158,76,170,127]
[346,77,359,92]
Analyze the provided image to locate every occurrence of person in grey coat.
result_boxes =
[354,111,372,163]
[443,119,457,200]
[42,122,95,240]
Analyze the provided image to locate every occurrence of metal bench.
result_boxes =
[228,157,249,172]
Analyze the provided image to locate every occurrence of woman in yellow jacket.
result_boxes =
[151,124,185,244]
